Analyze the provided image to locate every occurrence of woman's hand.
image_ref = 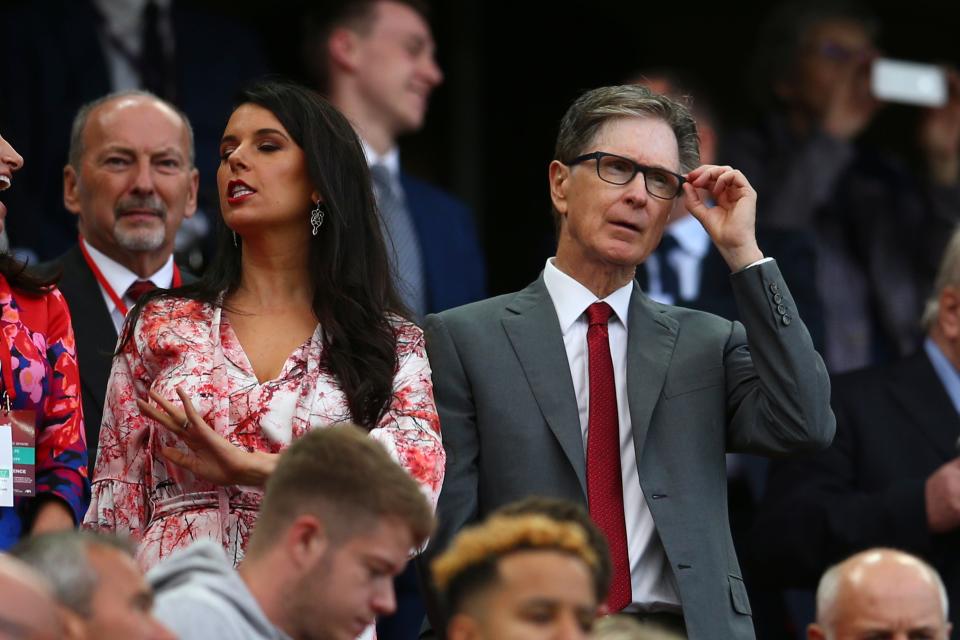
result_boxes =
[137,386,277,487]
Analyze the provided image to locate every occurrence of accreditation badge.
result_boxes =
[0,410,36,506]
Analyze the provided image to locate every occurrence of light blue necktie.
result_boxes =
[370,164,426,318]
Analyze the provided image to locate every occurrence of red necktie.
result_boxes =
[125,280,157,304]
[585,301,632,611]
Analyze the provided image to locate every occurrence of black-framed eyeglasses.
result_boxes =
[567,151,686,200]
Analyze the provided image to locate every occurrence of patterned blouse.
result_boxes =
[84,296,444,569]
[0,275,89,549]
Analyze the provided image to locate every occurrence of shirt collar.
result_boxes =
[924,337,960,416]
[360,138,401,177]
[81,237,174,308]
[667,214,711,258]
[543,258,633,334]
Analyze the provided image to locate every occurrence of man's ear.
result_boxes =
[286,515,329,569]
[446,613,481,640]
[183,168,199,219]
[938,285,960,340]
[548,160,570,217]
[59,605,86,640]
[327,27,362,75]
[806,623,827,640]
[63,165,82,216]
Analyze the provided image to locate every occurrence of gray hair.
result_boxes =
[554,84,700,173]
[922,226,960,331]
[67,90,195,169]
[815,548,950,632]
[11,531,137,618]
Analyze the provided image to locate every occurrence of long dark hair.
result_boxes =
[0,254,58,296]
[123,79,407,429]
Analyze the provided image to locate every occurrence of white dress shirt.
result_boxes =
[81,238,175,334]
[92,0,174,92]
[543,258,681,611]
[644,215,712,305]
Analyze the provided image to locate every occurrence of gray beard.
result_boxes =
[114,224,165,252]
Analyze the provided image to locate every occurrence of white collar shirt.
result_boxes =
[542,258,681,611]
[81,237,175,334]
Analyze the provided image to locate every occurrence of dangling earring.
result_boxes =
[232,230,238,247]
[310,201,326,236]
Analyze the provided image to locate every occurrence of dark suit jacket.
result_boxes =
[637,227,824,353]
[423,260,834,639]
[750,349,960,636]
[41,245,196,470]
[402,173,486,314]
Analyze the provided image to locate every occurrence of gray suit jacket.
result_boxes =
[423,259,835,639]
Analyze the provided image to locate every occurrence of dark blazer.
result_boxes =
[41,245,196,469]
[423,259,834,639]
[750,349,960,636]
[402,173,486,314]
[637,227,824,353]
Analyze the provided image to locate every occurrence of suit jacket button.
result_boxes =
[769,283,780,294]
[777,304,787,314]
[773,293,783,304]
[781,314,792,326]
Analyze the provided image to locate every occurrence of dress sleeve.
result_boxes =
[369,324,445,511]
[82,311,154,538]
[34,289,89,524]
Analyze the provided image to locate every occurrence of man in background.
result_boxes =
[303,0,486,319]
[808,549,951,640]
[41,91,198,468]
[12,531,174,640]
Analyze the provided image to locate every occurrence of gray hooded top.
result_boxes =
[148,540,291,640]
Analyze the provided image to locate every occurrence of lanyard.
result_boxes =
[78,238,182,317]
[0,328,15,407]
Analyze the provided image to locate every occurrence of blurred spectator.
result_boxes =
[303,0,486,319]
[0,554,62,640]
[38,91,199,469]
[494,497,612,606]
[752,227,960,638]
[0,132,88,550]
[147,424,434,640]
[807,549,951,640]
[591,616,682,640]
[431,513,601,640]
[0,0,266,264]
[630,71,823,351]
[12,531,173,640]
[722,0,960,373]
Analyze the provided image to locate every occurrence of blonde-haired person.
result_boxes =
[591,616,683,640]
[432,513,601,640]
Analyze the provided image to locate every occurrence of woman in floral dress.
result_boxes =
[83,81,444,569]
[0,131,88,548]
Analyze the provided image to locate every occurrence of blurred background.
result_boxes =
[1,0,957,294]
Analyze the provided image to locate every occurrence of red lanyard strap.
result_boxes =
[78,238,182,316]
[0,325,15,404]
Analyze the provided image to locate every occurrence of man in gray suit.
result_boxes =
[423,85,835,639]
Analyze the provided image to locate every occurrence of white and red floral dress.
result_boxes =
[83,296,444,570]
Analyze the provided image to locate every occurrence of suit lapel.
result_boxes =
[626,284,678,463]
[502,277,587,495]
[888,351,960,460]
[56,246,118,420]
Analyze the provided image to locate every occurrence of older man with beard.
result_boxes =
[42,91,198,469]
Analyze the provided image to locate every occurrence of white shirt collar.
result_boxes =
[667,214,711,258]
[360,138,401,177]
[543,258,634,334]
[81,237,175,311]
